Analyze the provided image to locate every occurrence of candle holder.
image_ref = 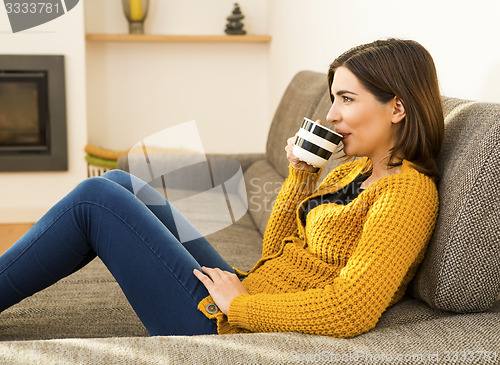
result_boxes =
[122,0,150,34]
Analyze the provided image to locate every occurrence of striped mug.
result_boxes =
[293,117,343,168]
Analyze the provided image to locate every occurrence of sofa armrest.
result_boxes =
[205,153,266,173]
[116,152,266,193]
[117,152,265,174]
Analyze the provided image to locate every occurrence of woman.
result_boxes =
[0,39,443,338]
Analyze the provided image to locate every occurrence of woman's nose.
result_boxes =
[326,101,341,123]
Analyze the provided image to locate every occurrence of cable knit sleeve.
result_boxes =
[227,173,439,337]
[260,165,321,258]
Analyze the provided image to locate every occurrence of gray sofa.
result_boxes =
[1,71,498,364]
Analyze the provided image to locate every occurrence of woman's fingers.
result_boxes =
[201,266,223,280]
[284,128,321,172]
[285,137,313,171]
[193,268,214,290]
[193,267,226,287]
[193,267,248,314]
[285,136,300,164]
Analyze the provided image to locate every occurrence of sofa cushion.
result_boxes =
[409,97,500,312]
[0,258,148,341]
[266,71,328,178]
[1,301,498,364]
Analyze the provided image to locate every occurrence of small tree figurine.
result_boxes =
[225,3,246,35]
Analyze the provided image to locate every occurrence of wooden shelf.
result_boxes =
[85,34,271,43]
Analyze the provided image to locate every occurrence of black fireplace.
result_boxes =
[0,55,67,171]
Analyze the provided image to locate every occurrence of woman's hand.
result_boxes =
[193,267,248,315]
[285,119,323,173]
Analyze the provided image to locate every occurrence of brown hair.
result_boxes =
[328,39,444,182]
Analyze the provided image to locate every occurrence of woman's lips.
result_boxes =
[339,133,351,139]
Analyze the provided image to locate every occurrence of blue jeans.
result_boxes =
[0,170,234,336]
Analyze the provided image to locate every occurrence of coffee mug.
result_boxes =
[292,117,343,168]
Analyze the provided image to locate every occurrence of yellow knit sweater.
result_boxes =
[198,157,439,337]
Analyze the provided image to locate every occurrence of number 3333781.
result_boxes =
[5,2,61,14]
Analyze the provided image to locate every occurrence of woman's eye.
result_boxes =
[342,96,353,103]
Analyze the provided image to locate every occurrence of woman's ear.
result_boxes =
[392,97,406,124]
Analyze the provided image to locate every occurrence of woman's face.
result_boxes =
[326,66,403,163]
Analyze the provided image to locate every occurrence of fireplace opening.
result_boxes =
[0,71,49,152]
[0,55,67,172]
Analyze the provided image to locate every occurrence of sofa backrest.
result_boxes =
[248,70,499,313]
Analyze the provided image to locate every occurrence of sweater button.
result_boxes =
[206,303,219,314]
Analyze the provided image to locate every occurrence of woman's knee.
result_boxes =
[74,176,112,197]
[101,169,130,182]
[100,170,167,207]
[100,170,135,191]
[67,177,142,212]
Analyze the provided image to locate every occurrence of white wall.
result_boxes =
[0,3,88,223]
[85,0,270,153]
[268,0,500,121]
[85,0,268,36]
